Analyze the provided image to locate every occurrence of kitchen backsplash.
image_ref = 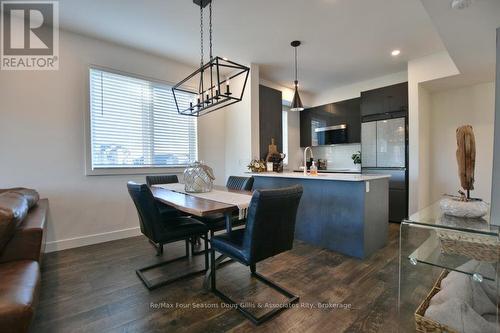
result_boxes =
[310,144,361,170]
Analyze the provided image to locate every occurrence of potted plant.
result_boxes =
[352,151,361,171]
[247,159,267,173]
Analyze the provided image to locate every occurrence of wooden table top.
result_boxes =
[151,185,252,217]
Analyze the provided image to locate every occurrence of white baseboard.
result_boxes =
[45,227,142,253]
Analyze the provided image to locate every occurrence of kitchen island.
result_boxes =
[252,172,390,258]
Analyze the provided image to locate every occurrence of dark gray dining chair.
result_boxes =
[226,176,254,191]
[210,185,303,325]
[145,174,182,218]
[191,176,254,255]
[200,175,254,231]
[127,181,209,290]
[146,175,179,187]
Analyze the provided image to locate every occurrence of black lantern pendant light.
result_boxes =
[290,40,304,112]
[172,0,250,117]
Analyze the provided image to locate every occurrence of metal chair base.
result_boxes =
[210,250,299,325]
[137,234,209,291]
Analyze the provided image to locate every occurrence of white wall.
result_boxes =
[490,28,500,226]
[224,64,260,178]
[418,86,432,209]
[429,82,496,203]
[0,30,207,251]
[407,51,460,214]
[198,111,226,185]
[0,29,262,250]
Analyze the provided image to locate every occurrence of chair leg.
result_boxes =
[204,233,209,271]
[148,239,163,256]
[210,248,216,291]
[211,258,299,325]
[250,264,256,274]
[191,234,209,256]
[136,236,208,291]
[185,239,190,256]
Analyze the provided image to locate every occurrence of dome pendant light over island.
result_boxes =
[290,40,304,111]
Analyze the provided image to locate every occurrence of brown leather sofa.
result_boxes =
[0,188,48,333]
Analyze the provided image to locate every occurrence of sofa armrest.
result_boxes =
[0,199,48,263]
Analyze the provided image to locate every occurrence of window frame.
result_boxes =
[84,65,197,176]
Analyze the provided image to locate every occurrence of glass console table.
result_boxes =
[399,202,499,332]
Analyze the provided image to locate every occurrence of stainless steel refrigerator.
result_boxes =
[361,117,408,222]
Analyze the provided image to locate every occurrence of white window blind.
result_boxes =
[89,68,197,169]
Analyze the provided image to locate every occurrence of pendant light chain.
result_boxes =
[209,1,213,60]
[294,46,298,83]
[200,5,204,68]
[173,0,250,117]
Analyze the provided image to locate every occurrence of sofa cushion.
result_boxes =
[0,260,40,333]
[0,188,39,209]
[0,193,29,253]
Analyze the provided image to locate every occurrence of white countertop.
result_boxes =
[251,172,390,182]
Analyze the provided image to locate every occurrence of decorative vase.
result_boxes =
[183,161,215,193]
[439,196,489,219]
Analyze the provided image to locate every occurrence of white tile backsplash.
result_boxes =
[309,144,361,170]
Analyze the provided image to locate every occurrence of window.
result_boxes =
[282,106,289,165]
[88,68,197,172]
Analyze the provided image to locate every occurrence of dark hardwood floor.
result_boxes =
[32,224,400,333]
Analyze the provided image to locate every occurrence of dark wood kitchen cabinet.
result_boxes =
[360,82,408,117]
[259,85,283,159]
[300,98,361,147]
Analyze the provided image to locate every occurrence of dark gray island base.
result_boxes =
[252,173,389,259]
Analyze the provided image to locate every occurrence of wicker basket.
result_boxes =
[437,230,500,262]
[415,270,458,333]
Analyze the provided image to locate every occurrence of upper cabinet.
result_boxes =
[299,82,408,147]
[259,85,283,159]
[300,98,361,147]
[360,82,408,117]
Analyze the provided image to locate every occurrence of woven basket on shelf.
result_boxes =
[437,230,500,262]
[415,270,458,333]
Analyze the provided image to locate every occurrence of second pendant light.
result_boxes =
[290,40,304,112]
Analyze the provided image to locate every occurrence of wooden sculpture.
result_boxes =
[440,125,487,218]
[456,125,476,200]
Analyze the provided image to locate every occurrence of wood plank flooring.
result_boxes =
[32,224,400,333]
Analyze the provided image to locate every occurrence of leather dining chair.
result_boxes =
[201,175,254,230]
[210,185,303,325]
[226,176,254,192]
[145,175,179,187]
[192,176,254,255]
[127,182,209,290]
[145,175,182,218]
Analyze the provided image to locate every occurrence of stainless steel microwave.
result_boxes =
[313,124,348,145]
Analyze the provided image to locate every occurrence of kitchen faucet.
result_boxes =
[303,146,314,175]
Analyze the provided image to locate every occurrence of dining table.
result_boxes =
[151,184,253,289]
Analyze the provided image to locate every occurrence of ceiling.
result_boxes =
[421,0,500,91]
[57,0,448,95]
